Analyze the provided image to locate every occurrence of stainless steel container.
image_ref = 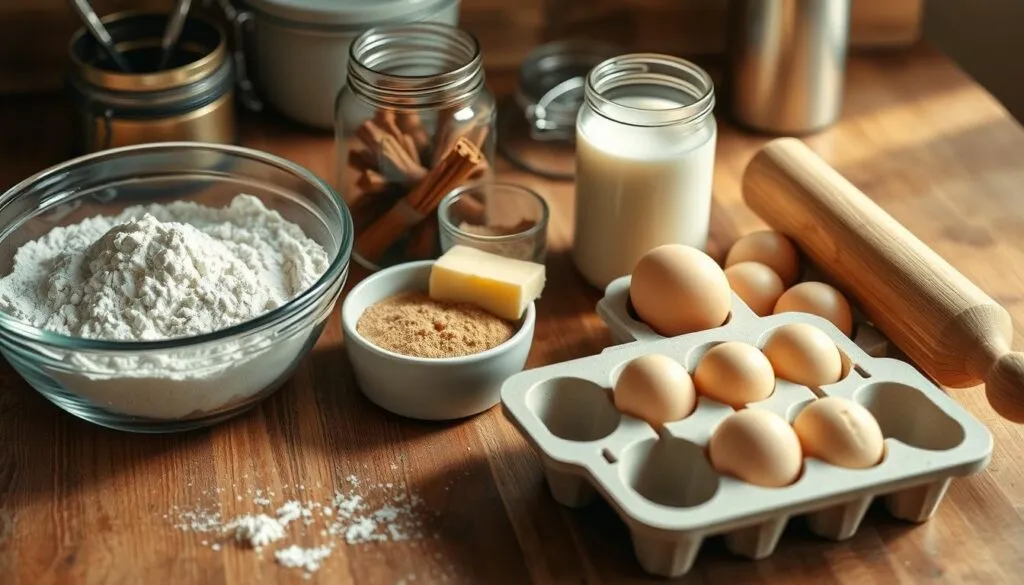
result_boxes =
[67,12,236,153]
[728,0,850,134]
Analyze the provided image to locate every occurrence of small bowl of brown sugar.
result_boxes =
[341,260,536,420]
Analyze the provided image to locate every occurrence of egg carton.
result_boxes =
[597,274,892,357]
[500,297,992,578]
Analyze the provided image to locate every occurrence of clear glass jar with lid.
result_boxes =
[572,54,717,289]
[336,23,495,271]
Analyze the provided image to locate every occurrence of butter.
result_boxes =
[429,245,545,321]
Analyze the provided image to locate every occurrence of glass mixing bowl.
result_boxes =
[0,143,353,432]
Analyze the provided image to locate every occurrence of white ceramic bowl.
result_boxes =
[247,0,461,129]
[341,261,535,420]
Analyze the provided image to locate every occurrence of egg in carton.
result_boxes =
[500,295,992,578]
[597,274,891,358]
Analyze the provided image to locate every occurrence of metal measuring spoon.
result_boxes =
[158,0,193,71]
[68,0,132,73]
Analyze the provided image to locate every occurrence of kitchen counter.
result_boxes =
[3,44,1024,584]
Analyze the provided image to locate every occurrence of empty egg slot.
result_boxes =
[526,377,621,442]
[853,382,965,451]
[619,436,719,508]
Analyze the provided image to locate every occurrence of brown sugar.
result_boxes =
[355,291,516,359]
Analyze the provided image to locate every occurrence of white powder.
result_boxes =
[275,544,333,574]
[0,195,329,418]
[225,514,286,549]
[169,473,433,575]
[276,500,314,526]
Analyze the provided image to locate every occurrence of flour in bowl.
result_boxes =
[0,194,332,419]
[0,194,326,339]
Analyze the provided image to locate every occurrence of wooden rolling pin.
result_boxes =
[743,137,1024,423]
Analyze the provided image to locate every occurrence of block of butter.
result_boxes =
[429,245,546,321]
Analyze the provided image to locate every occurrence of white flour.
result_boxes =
[168,475,436,578]
[275,544,333,575]
[225,514,286,549]
[0,194,329,418]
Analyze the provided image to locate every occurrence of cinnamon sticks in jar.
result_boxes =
[345,108,491,266]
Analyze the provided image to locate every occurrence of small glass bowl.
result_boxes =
[0,142,353,433]
[438,181,548,262]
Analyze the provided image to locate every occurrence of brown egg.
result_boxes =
[725,231,801,286]
[762,323,844,387]
[614,354,696,425]
[724,261,785,316]
[630,245,732,336]
[774,281,854,337]
[694,342,775,408]
[709,409,803,487]
[793,397,885,469]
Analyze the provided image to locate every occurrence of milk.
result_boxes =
[572,95,717,289]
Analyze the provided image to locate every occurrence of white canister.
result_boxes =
[243,0,461,129]
[572,53,717,289]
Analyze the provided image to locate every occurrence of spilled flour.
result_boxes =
[0,194,330,418]
[167,473,439,579]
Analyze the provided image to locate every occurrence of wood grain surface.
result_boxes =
[3,44,1024,584]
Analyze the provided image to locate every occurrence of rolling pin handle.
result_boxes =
[985,352,1024,423]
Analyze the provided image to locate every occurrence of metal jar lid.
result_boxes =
[69,11,229,93]
[67,12,237,152]
[497,39,621,180]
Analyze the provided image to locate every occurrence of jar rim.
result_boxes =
[68,11,227,93]
[584,53,715,128]
[346,23,484,108]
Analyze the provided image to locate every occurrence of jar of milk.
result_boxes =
[572,54,717,289]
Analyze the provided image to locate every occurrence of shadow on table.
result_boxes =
[0,372,212,504]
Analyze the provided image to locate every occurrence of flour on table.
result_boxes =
[275,544,333,575]
[168,473,437,578]
[225,514,286,549]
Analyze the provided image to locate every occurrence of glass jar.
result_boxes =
[572,53,717,290]
[335,23,495,271]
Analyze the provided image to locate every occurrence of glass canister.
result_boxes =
[572,54,717,289]
[66,12,237,154]
[336,23,495,271]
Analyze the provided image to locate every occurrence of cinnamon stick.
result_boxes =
[378,135,427,184]
[356,120,428,183]
[433,122,490,167]
[395,112,430,152]
[355,138,483,263]
[356,168,388,194]
[349,185,405,231]
[406,215,440,259]
[347,148,378,173]
[375,109,420,161]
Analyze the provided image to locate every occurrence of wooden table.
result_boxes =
[3,44,1024,584]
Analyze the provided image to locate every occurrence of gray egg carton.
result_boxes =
[597,274,892,357]
[500,293,992,578]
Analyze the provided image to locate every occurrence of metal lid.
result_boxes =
[246,0,454,27]
[498,40,621,180]
[69,11,227,93]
